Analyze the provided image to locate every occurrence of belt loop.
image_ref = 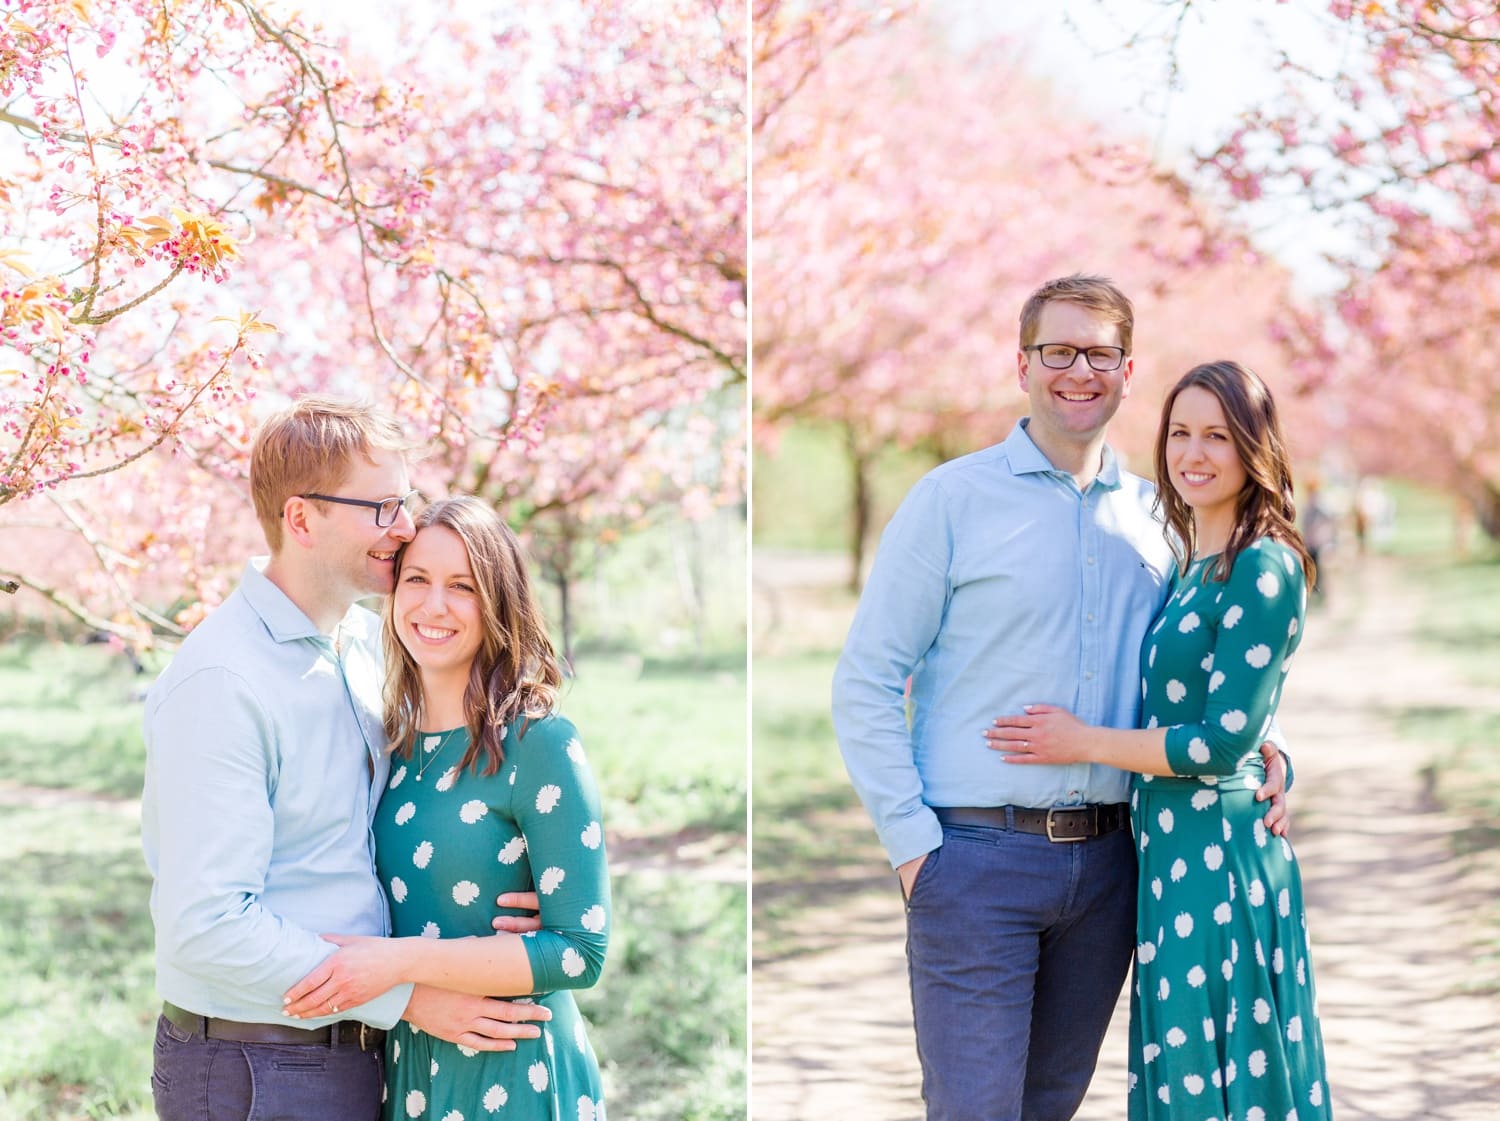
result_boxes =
[1004,805,1016,832]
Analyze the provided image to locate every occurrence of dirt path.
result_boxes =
[751,554,1500,1120]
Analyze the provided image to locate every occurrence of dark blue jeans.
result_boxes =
[905,821,1137,1121]
[150,1014,383,1121]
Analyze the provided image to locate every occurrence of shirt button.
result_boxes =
[1085,671,1095,680]
[1086,613,1096,623]
[1087,556,1096,565]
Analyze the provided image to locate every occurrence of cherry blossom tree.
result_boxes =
[1092,0,1500,534]
[1192,0,1500,535]
[753,1,1318,586]
[1,0,746,646]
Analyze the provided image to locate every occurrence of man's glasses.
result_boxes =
[298,490,423,528]
[1023,344,1127,372]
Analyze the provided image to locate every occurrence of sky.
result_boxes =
[941,0,1365,293]
[950,0,1343,157]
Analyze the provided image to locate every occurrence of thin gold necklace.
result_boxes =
[415,726,464,782]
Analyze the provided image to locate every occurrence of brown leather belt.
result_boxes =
[935,803,1129,843]
[162,1001,385,1050]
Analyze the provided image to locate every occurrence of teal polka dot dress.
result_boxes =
[1128,538,1332,1121]
[374,714,610,1121]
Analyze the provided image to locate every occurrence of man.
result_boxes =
[831,275,1288,1121]
[142,397,544,1121]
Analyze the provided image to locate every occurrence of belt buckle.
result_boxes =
[1045,806,1091,843]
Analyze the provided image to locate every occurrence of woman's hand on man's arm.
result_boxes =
[282,933,410,1017]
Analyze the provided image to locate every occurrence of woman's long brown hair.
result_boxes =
[383,496,563,775]
[1152,361,1316,591]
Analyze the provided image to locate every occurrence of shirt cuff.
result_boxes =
[346,982,415,1030]
[881,806,944,870]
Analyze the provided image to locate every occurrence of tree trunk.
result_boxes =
[538,533,577,675]
[552,563,575,674]
[846,424,873,595]
[1469,479,1500,542]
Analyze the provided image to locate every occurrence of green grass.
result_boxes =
[582,877,745,1121]
[751,650,891,958]
[751,421,934,551]
[1379,479,1470,558]
[1388,540,1500,830]
[0,802,157,1121]
[1398,706,1500,850]
[0,639,745,1120]
[550,509,748,661]
[0,637,160,797]
[1317,477,1500,689]
[1404,555,1500,690]
[563,655,746,838]
[0,637,747,837]
[1367,484,1500,983]
[1390,550,1500,991]
[750,650,847,806]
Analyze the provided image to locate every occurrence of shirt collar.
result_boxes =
[239,557,325,644]
[1094,443,1124,491]
[1006,418,1125,492]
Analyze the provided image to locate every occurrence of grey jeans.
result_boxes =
[150,1014,383,1121]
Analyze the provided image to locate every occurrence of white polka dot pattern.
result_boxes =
[1128,540,1329,1119]
[372,717,608,1121]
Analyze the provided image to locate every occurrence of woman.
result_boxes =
[284,496,609,1121]
[986,361,1331,1120]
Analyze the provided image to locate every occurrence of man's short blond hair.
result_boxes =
[1018,274,1134,354]
[250,396,414,552]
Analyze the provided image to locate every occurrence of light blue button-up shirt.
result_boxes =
[141,559,413,1028]
[832,420,1178,869]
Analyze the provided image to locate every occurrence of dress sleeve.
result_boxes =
[509,716,611,991]
[1163,544,1306,776]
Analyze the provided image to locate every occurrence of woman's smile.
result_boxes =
[394,525,484,676]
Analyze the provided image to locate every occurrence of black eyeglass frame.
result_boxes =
[1021,343,1128,372]
[296,490,423,528]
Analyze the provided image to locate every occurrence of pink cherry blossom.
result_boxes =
[1,0,745,645]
